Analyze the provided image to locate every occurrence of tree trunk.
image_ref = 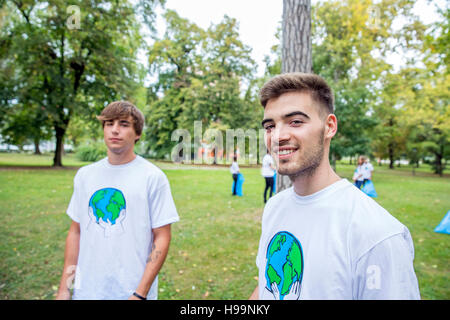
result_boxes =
[34,137,41,155]
[435,152,443,177]
[282,0,312,73]
[53,125,65,167]
[277,0,312,193]
[388,143,394,169]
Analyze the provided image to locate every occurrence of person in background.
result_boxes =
[353,155,373,189]
[261,151,276,203]
[230,155,240,196]
[353,156,366,189]
[364,158,374,181]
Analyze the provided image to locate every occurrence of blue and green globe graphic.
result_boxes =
[265,231,303,300]
[89,188,126,225]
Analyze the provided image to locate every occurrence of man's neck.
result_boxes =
[107,149,137,166]
[291,159,341,197]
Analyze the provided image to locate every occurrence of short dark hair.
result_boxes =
[97,101,145,141]
[259,73,334,116]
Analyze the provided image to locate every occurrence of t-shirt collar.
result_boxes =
[102,155,141,169]
[290,178,350,204]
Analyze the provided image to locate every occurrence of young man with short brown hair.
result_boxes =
[250,73,420,300]
[56,101,179,300]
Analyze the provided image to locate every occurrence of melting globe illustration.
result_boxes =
[88,188,126,237]
[265,231,303,300]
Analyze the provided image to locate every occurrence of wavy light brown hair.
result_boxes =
[97,101,145,142]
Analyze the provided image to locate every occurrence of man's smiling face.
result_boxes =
[262,91,327,178]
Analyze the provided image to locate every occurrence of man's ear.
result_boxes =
[325,114,338,139]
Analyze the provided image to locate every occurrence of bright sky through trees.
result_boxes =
[151,0,446,77]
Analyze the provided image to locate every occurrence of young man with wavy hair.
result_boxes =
[56,101,179,300]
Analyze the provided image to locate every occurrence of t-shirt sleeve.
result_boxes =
[149,174,179,229]
[256,205,269,267]
[352,231,421,300]
[66,170,82,223]
[256,234,263,267]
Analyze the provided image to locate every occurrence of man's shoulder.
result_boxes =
[347,188,407,261]
[347,186,403,228]
[264,187,292,209]
[75,158,106,177]
[133,156,167,179]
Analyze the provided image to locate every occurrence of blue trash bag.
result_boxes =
[273,172,277,194]
[434,210,450,235]
[232,173,245,196]
[361,180,378,198]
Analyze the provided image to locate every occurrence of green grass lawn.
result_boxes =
[0,153,448,299]
[0,152,89,167]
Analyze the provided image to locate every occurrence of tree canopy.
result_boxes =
[0,0,447,174]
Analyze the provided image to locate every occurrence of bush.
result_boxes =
[75,142,107,162]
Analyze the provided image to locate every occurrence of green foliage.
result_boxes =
[264,0,449,175]
[312,0,419,160]
[1,104,52,151]
[0,0,162,165]
[145,10,261,159]
[75,141,107,162]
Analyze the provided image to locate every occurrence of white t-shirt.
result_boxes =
[66,156,179,300]
[363,162,374,179]
[230,161,239,174]
[256,179,420,300]
[354,163,374,181]
[261,154,275,178]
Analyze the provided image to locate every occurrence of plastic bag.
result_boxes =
[273,172,277,194]
[232,173,245,196]
[434,210,450,235]
[361,180,378,198]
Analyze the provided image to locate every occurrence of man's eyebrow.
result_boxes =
[283,111,310,119]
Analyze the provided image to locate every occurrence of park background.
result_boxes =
[0,0,448,299]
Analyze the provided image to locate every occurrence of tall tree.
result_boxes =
[145,10,257,160]
[277,0,312,192]
[0,0,161,166]
[282,0,312,73]
[312,0,421,168]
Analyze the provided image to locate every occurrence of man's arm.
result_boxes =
[130,224,172,300]
[56,221,80,300]
[249,286,259,300]
[353,233,420,300]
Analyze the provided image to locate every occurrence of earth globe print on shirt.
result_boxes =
[265,231,303,300]
[88,188,126,237]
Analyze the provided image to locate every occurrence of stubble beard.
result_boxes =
[276,130,325,180]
